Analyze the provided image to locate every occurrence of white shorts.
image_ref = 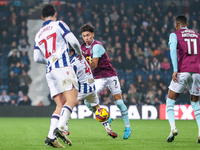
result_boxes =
[78,90,99,107]
[95,76,122,95]
[169,72,200,96]
[46,67,79,98]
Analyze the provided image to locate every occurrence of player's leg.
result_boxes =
[190,95,200,143]
[166,72,189,142]
[84,99,95,113]
[45,72,65,148]
[83,79,105,114]
[54,87,78,145]
[86,79,113,124]
[190,73,200,143]
[166,90,179,142]
[113,93,131,139]
[92,103,117,138]
[107,76,131,139]
[57,88,78,130]
[85,91,117,138]
[53,67,79,146]
[45,93,66,148]
[94,78,107,95]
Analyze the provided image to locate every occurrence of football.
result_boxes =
[95,108,109,122]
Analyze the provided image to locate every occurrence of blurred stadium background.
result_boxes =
[0,0,199,118]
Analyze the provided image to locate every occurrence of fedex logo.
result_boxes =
[159,104,195,120]
[70,105,158,120]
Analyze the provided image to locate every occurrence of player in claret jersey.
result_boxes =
[166,15,200,143]
[80,23,131,139]
[34,4,82,148]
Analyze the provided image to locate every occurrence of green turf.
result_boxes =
[0,118,199,150]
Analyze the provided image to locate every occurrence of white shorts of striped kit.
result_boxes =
[46,66,78,98]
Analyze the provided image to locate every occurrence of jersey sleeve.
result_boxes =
[168,33,178,72]
[92,44,105,58]
[58,20,71,37]
[34,42,48,64]
[58,21,82,55]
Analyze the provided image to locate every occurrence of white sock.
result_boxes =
[48,114,59,139]
[102,120,111,130]
[170,122,175,131]
[57,105,72,131]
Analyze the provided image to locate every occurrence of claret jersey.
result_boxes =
[81,40,117,79]
[169,28,200,73]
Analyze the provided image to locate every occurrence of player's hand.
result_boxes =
[77,54,82,60]
[172,71,178,83]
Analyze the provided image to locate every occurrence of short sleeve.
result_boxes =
[92,44,105,58]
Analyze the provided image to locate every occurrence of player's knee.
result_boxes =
[191,95,199,102]
[113,93,122,101]
[167,90,179,100]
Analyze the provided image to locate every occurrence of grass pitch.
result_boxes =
[0,118,199,150]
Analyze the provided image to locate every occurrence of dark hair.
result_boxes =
[175,15,187,25]
[42,4,56,18]
[80,23,95,33]
[69,44,75,54]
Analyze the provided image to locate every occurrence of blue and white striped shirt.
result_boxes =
[34,20,80,73]
[70,54,96,93]
[46,50,70,73]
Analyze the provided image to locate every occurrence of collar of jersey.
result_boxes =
[86,39,95,48]
[70,53,77,62]
[43,20,53,27]
[181,27,188,29]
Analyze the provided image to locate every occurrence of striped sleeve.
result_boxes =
[59,21,82,55]
[34,42,40,50]
[58,21,71,37]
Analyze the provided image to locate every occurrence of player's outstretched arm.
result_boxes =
[58,21,82,56]
[65,32,82,56]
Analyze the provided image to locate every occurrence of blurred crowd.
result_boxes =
[0,1,32,106]
[1,0,200,106]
